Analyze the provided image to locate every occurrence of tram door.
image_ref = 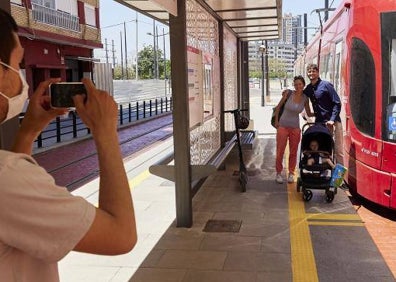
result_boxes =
[348,36,387,205]
[380,13,396,208]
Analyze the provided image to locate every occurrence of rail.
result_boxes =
[23,96,173,150]
[31,3,80,32]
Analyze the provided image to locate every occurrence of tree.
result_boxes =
[113,65,135,80]
[268,58,288,88]
[137,45,155,79]
[137,45,170,79]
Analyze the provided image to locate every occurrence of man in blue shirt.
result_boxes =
[304,63,344,165]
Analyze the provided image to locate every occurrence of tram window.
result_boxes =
[322,53,333,82]
[350,38,375,137]
[334,41,343,94]
[381,12,396,142]
[321,54,328,78]
[334,53,341,92]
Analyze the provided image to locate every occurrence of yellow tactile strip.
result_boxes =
[287,184,364,282]
[288,184,319,282]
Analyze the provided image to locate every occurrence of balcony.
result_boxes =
[32,3,80,32]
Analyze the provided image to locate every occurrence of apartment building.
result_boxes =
[249,13,305,76]
[9,0,102,94]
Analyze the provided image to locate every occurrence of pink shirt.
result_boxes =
[0,150,95,282]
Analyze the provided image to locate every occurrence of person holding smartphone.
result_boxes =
[0,8,137,281]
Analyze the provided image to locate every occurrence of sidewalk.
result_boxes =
[58,87,394,282]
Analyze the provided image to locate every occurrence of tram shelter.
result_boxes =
[0,0,283,228]
[117,0,282,227]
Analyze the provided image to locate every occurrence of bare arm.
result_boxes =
[274,90,289,128]
[73,79,137,255]
[304,100,315,117]
[12,78,67,155]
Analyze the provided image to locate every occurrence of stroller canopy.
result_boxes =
[301,124,334,154]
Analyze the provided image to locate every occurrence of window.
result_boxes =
[57,0,78,16]
[84,4,96,27]
[32,0,55,9]
[349,37,375,137]
[334,41,343,93]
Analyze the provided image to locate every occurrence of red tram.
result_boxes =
[295,0,396,208]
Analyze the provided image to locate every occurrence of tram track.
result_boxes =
[33,115,173,191]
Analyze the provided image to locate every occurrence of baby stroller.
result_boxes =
[296,123,337,203]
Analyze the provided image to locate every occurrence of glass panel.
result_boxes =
[32,0,55,9]
[334,41,342,93]
[350,37,375,137]
[381,12,396,142]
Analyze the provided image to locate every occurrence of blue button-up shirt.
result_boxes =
[304,78,341,123]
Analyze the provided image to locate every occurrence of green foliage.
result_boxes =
[137,45,155,79]
[113,65,135,80]
[249,71,262,79]
[137,45,170,79]
[268,58,287,79]
[112,45,170,80]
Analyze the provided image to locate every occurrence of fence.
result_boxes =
[29,96,173,150]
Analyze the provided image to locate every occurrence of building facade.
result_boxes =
[249,13,305,77]
[10,0,102,94]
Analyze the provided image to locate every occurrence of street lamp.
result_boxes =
[147,29,169,95]
[258,43,265,107]
[258,41,269,106]
[147,30,158,79]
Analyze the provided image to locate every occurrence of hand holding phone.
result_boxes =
[49,82,87,108]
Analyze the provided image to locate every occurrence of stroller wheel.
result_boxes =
[297,178,302,192]
[326,190,335,203]
[303,190,313,202]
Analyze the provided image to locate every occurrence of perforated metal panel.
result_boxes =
[187,0,221,165]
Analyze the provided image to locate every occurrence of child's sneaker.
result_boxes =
[276,174,283,184]
[287,174,295,183]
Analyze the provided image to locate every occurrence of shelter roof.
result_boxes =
[113,0,282,41]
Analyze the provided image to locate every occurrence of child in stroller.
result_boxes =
[297,123,337,202]
[304,139,335,169]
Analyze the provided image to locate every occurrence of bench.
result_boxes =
[208,134,237,170]
[149,134,239,182]
[240,130,256,150]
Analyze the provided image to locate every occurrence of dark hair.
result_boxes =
[293,75,305,86]
[306,63,319,72]
[0,8,18,66]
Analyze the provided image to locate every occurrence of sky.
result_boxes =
[95,0,170,64]
[283,0,342,37]
[95,0,343,64]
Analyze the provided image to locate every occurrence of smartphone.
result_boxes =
[49,82,87,108]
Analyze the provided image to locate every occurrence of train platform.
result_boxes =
[57,87,395,282]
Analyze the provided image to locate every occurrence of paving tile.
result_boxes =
[130,268,186,282]
[181,270,256,282]
[200,233,261,252]
[154,233,204,250]
[256,271,292,282]
[223,251,291,272]
[140,249,166,268]
[155,250,227,270]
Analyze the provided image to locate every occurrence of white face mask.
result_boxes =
[0,61,29,124]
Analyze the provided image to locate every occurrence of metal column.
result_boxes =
[169,0,192,227]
